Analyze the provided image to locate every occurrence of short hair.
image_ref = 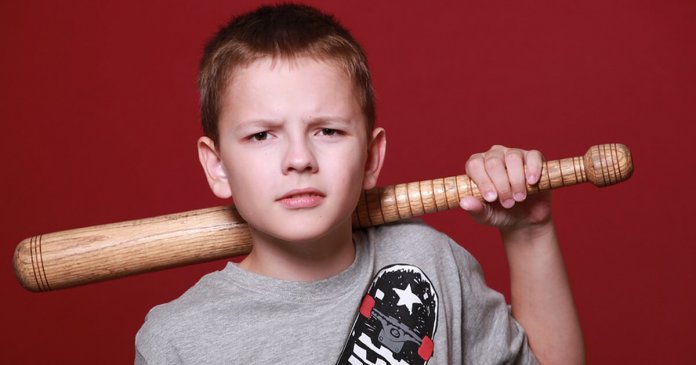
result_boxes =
[199,3,376,145]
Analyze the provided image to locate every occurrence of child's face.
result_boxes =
[198,57,385,244]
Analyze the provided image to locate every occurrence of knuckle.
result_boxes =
[467,153,484,163]
[489,144,508,153]
[465,156,484,171]
[511,183,526,192]
[484,156,504,170]
[529,149,544,160]
[478,182,491,192]
[505,150,523,162]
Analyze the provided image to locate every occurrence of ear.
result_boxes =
[362,127,387,190]
[197,136,232,199]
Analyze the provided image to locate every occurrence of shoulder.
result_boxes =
[364,219,466,255]
[136,268,235,345]
[365,219,452,248]
[361,220,482,272]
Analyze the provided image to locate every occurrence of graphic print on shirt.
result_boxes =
[336,264,439,365]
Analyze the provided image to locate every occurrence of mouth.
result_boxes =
[277,188,325,209]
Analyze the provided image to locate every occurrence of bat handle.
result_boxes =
[352,143,633,228]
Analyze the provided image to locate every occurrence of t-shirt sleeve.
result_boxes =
[447,239,539,364]
[134,313,183,365]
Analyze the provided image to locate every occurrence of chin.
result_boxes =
[278,225,341,243]
[253,216,352,245]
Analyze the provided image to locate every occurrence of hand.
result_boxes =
[459,145,553,235]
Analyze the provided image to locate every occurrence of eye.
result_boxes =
[249,131,270,141]
[318,128,340,136]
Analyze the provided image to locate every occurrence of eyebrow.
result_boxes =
[235,115,355,130]
[232,118,282,133]
[304,116,354,126]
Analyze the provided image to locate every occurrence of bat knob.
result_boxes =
[584,144,634,187]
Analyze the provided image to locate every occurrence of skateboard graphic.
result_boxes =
[337,264,439,365]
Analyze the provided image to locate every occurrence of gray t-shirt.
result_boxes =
[135,221,537,364]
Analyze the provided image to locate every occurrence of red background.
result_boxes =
[2,0,694,363]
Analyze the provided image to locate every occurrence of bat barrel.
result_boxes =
[14,206,253,292]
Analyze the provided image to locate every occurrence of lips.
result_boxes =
[277,188,325,209]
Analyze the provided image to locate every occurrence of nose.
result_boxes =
[282,135,318,174]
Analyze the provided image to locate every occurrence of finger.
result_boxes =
[484,149,515,208]
[504,149,527,202]
[525,149,544,185]
[466,153,498,203]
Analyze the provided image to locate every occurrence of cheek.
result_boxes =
[222,149,274,197]
[224,164,271,223]
[322,144,367,191]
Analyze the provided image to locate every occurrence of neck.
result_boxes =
[238,219,356,281]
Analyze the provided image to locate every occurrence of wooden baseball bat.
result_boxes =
[14,143,633,292]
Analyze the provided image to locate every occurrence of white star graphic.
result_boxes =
[393,284,422,314]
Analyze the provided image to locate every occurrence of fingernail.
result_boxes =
[484,191,497,202]
[514,192,526,201]
[527,175,537,184]
[502,199,515,208]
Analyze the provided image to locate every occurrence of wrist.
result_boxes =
[500,219,556,246]
[501,220,560,270]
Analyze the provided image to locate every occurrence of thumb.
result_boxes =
[459,196,493,224]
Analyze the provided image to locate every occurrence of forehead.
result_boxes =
[220,56,363,123]
[231,56,350,86]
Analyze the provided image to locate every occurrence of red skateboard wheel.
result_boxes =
[418,335,434,360]
[360,294,375,318]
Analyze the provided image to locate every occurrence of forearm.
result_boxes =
[502,221,585,365]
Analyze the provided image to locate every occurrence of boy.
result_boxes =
[135,4,584,364]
